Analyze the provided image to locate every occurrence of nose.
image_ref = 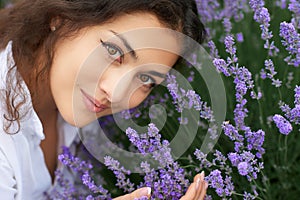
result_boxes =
[98,67,133,104]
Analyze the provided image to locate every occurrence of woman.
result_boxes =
[0,0,207,199]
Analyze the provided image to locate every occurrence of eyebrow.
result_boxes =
[147,71,166,79]
[110,30,138,60]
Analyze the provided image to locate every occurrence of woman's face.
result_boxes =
[50,12,181,127]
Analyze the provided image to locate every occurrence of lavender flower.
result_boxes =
[213,58,231,76]
[262,59,282,87]
[166,74,185,112]
[285,72,294,88]
[223,18,232,34]
[166,74,215,124]
[221,0,248,22]
[206,170,225,197]
[276,0,287,9]
[206,170,234,198]
[288,0,300,29]
[194,149,213,169]
[52,147,112,199]
[244,191,258,200]
[195,0,221,24]
[224,35,237,58]
[273,114,293,135]
[279,22,300,67]
[249,0,265,11]
[81,172,110,199]
[228,151,261,181]
[236,32,244,43]
[222,122,244,143]
[234,67,254,129]
[290,105,300,124]
[237,162,249,176]
[250,90,262,100]
[245,129,265,158]
[46,170,79,199]
[134,197,149,200]
[104,156,135,193]
[125,124,189,199]
[228,152,240,166]
[207,40,220,59]
[254,7,270,25]
[295,86,300,105]
[250,0,279,56]
[58,146,93,173]
[279,102,292,119]
[279,86,300,125]
[212,150,227,169]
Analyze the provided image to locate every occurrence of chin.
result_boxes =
[60,108,115,128]
[59,112,86,128]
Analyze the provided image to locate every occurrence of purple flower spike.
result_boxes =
[280,22,300,67]
[295,86,300,105]
[238,162,249,176]
[236,32,244,43]
[273,114,293,135]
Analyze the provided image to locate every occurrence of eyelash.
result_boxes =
[100,39,124,64]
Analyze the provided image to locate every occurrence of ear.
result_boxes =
[50,16,62,31]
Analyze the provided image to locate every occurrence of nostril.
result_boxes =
[98,83,112,103]
[106,95,112,103]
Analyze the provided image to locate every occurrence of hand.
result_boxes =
[180,172,208,200]
[113,172,207,200]
[113,187,151,200]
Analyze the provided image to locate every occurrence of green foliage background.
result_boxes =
[1,1,300,199]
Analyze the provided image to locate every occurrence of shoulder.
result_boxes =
[0,41,14,90]
[0,41,13,72]
[0,128,21,193]
[0,128,19,168]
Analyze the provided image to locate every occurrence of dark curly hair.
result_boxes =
[0,0,206,134]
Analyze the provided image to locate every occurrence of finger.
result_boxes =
[194,172,205,199]
[198,181,208,200]
[193,172,201,182]
[113,187,151,200]
[180,182,197,200]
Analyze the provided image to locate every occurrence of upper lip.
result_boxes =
[80,89,108,109]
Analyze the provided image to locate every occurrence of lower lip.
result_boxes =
[80,90,107,113]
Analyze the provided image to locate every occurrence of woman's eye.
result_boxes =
[138,74,156,88]
[101,40,123,63]
[107,46,118,55]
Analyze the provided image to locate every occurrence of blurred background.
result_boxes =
[1,0,300,199]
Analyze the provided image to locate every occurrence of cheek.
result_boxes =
[127,89,150,109]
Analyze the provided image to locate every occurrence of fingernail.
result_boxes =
[147,187,151,195]
[139,187,151,196]
[200,171,205,180]
[196,178,201,190]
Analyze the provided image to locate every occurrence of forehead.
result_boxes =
[97,12,183,55]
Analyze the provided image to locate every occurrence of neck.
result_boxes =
[17,58,59,180]
[19,68,57,121]
[33,90,58,122]
[20,71,59,181]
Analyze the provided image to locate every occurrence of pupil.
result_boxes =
[109,47,116,55]
[141,75,149,82]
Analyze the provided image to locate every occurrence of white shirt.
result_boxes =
[0,42,78,199]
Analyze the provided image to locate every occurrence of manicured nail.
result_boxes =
[139,187,152,196]
[196,178,201,190]
[147,187,152,195]
[200,171,205,180]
